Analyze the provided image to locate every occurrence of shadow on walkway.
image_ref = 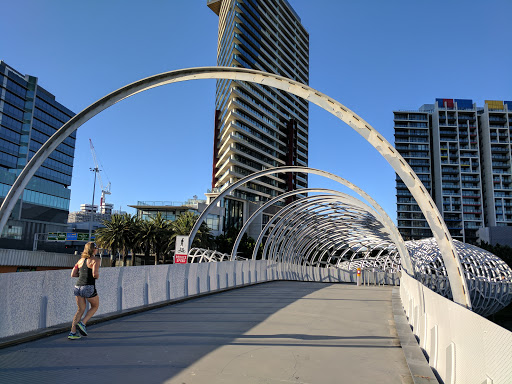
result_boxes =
[0,281,410,384]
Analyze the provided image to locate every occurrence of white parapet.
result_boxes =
[0,261,400,340]
[400,272,512,384]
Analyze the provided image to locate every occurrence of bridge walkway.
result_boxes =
[0,281,413,384]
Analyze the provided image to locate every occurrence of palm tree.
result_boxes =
[96,213,138,266]
[149,212,173,265]
[96,214,125,266]
[121,214,139,266]
[137,219,155,265]
[171,211,213,252]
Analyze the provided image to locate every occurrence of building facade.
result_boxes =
[129,197,224,237]
[0,61,76,250]
[395,99,512,244]
[68,204,113,232]
[207,0,309,238]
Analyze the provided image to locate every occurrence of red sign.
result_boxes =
[174,254,187,264]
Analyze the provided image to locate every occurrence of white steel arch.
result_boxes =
[261,198,386,264]
[0,66,470,308]
[256,196,398,270]
[230,188,397,262]
[191,167,411,270]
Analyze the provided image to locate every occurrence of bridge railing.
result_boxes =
[0,260,271,339]
[400,272,512,383]
[0,261,399,340]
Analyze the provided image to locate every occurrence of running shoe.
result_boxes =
[77,321,88,336]
[68,332,81,340]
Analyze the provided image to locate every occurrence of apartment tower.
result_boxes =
[207,0,309,237]
[395,98,512,245]
[0,61,76,250]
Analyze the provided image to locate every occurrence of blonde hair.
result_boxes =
[81,242,97,259]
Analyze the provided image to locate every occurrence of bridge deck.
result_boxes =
[0,281,412,384]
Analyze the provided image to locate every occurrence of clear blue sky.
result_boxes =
[1,0,511,222]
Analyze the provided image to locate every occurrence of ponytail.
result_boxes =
[81,242,97,259]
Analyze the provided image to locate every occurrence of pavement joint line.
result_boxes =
[392,287,439,384]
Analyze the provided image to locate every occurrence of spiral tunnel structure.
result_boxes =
[188,167,512,316]
[0,67,471,307]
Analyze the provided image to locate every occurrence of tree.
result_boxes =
[477,241,512,269]
[213,227,261,259]
[137,219,156,265]
[237,233,257,259]
[122,214,140,266]
[171,211,213,252]
[149,212,173,265]
[213,227,239,254]
[96,214,124,266]
[96,213,138,266]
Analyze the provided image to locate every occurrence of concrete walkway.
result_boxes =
[0,281,412,384]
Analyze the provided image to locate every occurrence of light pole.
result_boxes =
[88,166,100,241]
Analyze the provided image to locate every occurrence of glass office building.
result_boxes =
[207,0,309,236]
[0,61,76,250]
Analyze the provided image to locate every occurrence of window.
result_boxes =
[206,214,220,231]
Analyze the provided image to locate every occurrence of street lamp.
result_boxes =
[88,166,100,241]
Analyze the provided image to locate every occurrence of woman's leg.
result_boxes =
[71,296,86,333]
[82,295,99,325]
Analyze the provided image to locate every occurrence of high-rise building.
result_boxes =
[394,107,433,240]
[395,98,512,245]
[207,0,309,238]
[0,61,76,250]
[478,100,512,227]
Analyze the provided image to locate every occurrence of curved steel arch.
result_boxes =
[265,202,396,270]
[230,188,391,261]
[253,195,326,262]
[0,66,469,308]
[192,167,410,270]
[265,200,372,263]
[263,197,370,264]
[265,200,388,265]
[266,202,390,268]
[258,197,397,269]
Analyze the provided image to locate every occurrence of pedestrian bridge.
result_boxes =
[1,67,511,383]
[0,280,411,384]
[0,260,511,383]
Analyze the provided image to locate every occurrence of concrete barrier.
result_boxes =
[0,261,399,340]
[400,272,512,384]
[0,260,263,339]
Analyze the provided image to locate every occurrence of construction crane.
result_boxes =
[89,139,111,213]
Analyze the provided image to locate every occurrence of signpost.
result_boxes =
[174,235,189,264]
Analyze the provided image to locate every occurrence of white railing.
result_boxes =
[400,272,512,384]
[0,262,398,340]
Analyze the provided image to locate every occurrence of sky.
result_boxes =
[1,0,511,222]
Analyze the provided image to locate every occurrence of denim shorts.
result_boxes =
[74,285,97,298]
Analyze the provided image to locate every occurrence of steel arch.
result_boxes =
[230,188,391,261]
[252,195,374,263]
[0,66,470,308]
[191,167,410,270]
[269,203,391,268]
[269,204,384,262]
[259,197,397,269]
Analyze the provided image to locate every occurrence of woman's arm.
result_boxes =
[71,263,79,277]
[92,257,100,279]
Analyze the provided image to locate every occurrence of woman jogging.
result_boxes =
[69,242,100,340]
